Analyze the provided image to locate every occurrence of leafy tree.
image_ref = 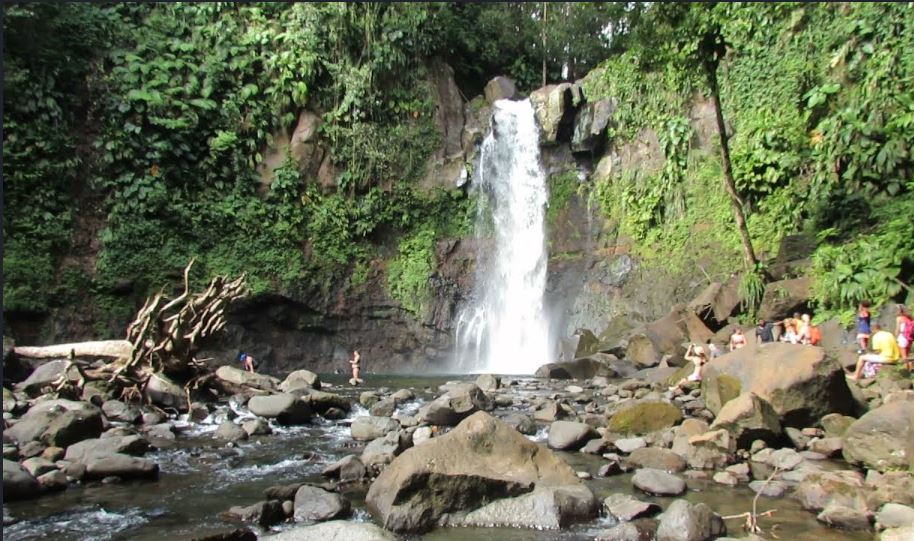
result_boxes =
[624,3,759,269]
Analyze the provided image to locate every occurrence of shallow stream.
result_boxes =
[3,375,871,541]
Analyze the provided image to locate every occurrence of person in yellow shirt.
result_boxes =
[849,323,900,380]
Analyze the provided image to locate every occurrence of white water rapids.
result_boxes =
[456,99,553,374]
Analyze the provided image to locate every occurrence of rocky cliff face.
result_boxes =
[23,61,724,375]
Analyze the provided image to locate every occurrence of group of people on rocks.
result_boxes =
[671,301,913,390]
[752,313,821,347]
[848,302,913,379]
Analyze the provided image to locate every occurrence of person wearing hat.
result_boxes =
[670,343,708,390]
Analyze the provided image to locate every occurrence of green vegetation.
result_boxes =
[4,2,913,337]
[585,2,914,316]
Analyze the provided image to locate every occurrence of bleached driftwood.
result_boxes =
[13,340,133,361]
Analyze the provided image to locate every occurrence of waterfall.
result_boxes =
[456,99,553,374]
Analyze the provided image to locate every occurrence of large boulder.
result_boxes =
[247,393,311,425]
[350,416,400,441]
[84,453,159,480]
[687,275,743,326]
[5,410,56,444]
[297,390,350,415]
[607,401,683,435]
[535,357,616,380]
[656,499,726,541]
[625,308,711,368]
[365,411,598,533]
[215,366,280,392]
[842,400,914,472]
[65,435,150,462]
[571,99,614,153]
[709,392,782,449]
[293,485,351,522]
[42,408,104,447]
[547,421,597,450]
[279,370,321,393]
[3,459,41,501]
[757,277,812,321]
[632,468,687,496]
[626,448,687,473]
[701,342,854,427]
[418,384,492,426]
[484,76,517,104]
[529,83,578,144]
[15,360,72,396]
[260,520,398,541]
[144,372,188,411]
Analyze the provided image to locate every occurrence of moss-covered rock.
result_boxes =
[607,401,683,435]
[702,374,742,414]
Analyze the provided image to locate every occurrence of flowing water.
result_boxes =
[456,99,553,375]
[3,375,870,541]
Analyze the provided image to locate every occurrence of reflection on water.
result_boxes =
[3,374,872,541]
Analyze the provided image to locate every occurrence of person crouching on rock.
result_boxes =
[670,344,708,391]
[238,352,256,373]
[849,323,900,380]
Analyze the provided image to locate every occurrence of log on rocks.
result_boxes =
[13,341,133,362]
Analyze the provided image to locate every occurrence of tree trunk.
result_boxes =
[705,58,758,269]
[14,340,133,361]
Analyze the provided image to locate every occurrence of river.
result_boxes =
[3,375,871,541]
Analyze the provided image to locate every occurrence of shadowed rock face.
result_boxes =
[365,411,597,533]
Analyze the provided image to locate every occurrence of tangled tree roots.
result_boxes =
[15,259,249,406]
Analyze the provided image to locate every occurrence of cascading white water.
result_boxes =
[456,99,552,374]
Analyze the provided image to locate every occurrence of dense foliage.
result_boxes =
[584,2,914,318]
[4,2,912,336]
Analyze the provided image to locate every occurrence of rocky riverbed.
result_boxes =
[3,351,914,540]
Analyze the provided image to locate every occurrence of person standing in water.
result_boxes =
[349,350,362,385]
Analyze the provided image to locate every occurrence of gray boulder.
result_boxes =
[215,365,280,391]
[3,459,41,500]
[369,398,396,418]
[594,520,658,541]
[881,526,914,541]
[101,400,142,424]
[875,503,914,530]
[656,499,726,541]
[626,448,687,473]
[42,408,104,447]
[535,357,615,380]
[214,421,249,443]
[65,435,150,462]
[842,400,914,472]
[709,392,782,449]
[259,520,398,541]
[484,76,517,104]
[816,502,871,530]
[15,360,71,396]
[571,99,614,153]
[529,82,577,144]
[5,410,56,444]
[321,455,366,483]
[350,416,400,441]
[247,393,311,425]
[279,370,321,392]
[820,413,856,438]
[293,485,351,522]
[547,421,597,450]
[632,468,687,496]
[603,493,661,521]
[21,456,57,477]
[84,453,158,480]
[701,342,854,427]
[361,432,405,469]
[418,384,492,426]
[475,374,500,392]
[241,418,272,436]
[298,390,350,415]
[144,372,188,411]
[224,500,285,528]
[365,411,597,532]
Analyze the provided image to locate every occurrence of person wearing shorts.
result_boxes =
[895,304,913,369]
[855,301,871,353]
[849,323,900,380]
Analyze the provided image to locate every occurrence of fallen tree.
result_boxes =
[11,259,249,407]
